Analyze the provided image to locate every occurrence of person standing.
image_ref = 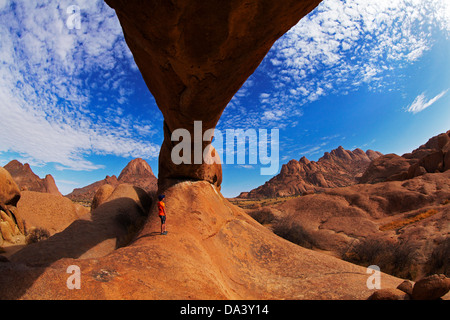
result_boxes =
[158,195,167,235]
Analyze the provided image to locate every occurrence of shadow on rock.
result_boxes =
[0,184,152,299]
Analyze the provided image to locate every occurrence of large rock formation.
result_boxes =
[66,175,119,203]
[66,158,157,203]
[0,167,24,246]
[17,191,89,236]
[0,180,404,299]
[105,0,323,189]
[9,184,151,266]
[117,158,158,194]
[4,160,61,196]
[360,130,450,184]
[241,147,382,198]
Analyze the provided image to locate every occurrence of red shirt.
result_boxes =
[158,201,166,216]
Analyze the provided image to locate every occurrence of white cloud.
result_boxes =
[222,0,449,130]
[272,0,443,88]
[0,0,160,171]
[320,134,341,141]
[0,0,8,10]
[303,146,322,156]
[406,90,448,114]
[237,165,254,169]
[262,110,285,122]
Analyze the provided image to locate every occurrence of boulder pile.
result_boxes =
[360,131,450,183]
[369,274,450,300]
[0,167,24,246]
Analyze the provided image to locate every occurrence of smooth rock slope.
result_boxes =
[0,181,403,299]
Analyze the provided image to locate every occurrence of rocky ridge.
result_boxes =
[243,132,450,283]
[241,130,450,199]
[360,130,450,183]
[66,158,157,203]
[242,147,382,198]
[4,160,61,196]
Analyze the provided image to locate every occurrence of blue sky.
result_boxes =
[0,0,449,198]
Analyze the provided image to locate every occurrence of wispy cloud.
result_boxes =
[406,90,448,114]
[0,0,160,171]
[237,165,254,169]
[320,134,341,141]
[220,0,449,130]
[262,110,284,122]
[302,146,323,156]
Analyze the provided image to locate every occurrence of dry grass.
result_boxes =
[229,195,301,210]
[379,209,439,231]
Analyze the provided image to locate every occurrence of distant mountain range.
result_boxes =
[239,130,450,199]
[3,158,158,203]
[239,147,383,198]
[5,130,449,203]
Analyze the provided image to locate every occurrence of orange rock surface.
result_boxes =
[1,181,403,299]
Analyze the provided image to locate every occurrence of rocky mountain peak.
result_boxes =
[241,146,383,198]
[66,158,157,203]
[118,158,155,181]
[3,160,61,196]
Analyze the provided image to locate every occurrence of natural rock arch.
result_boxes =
[105,0,323,190]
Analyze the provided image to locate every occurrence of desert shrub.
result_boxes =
[389,242,421,279]
[272,219,317,249]
[343,237,419,280]
[26,227,50,244]
[342,238,386,264]
[248,208,277,225]
[424,238,450,277]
